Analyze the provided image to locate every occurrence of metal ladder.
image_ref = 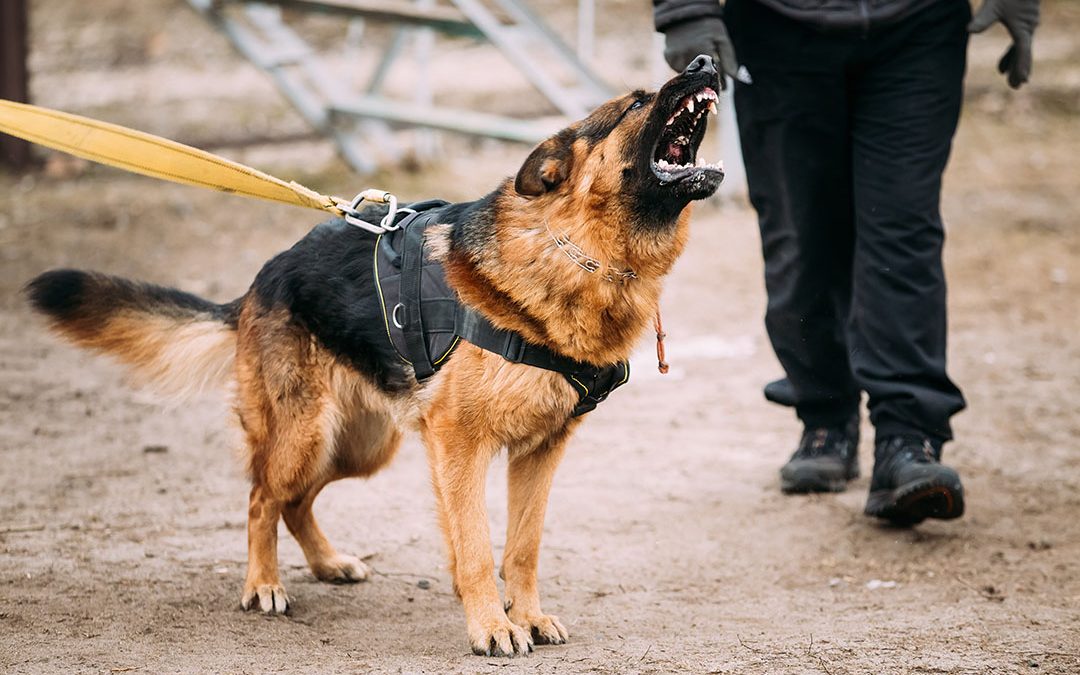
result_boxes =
[186,0,614,174]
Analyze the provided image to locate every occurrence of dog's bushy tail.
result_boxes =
[26,269,239,398]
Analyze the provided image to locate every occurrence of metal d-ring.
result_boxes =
[391,302,406,329]
[382,206,415,231]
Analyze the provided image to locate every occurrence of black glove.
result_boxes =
[663,17,749,87]
[968,0,1040,89]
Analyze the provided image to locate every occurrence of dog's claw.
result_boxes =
[241,584,290,614]
[469,617,533,657]
[313,554,370,584]
[510,612,569,646]
[531,615,569,645]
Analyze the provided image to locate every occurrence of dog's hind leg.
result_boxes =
[240,392,339,612]
[283,376,405,585]
[242,482,289,613]
[235,307,339,614]
[502,428,574,646]
[282,474,370,584]
[240,419,330,613]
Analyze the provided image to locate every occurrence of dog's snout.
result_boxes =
[683,54,717,76]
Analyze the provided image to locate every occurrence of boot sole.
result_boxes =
[865,478,965,526]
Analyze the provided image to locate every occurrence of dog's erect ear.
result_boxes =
[514,132,574,197]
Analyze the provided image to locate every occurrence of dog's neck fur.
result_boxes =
[437,183,692,366]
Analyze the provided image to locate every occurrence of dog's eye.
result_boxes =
[628,100,644,112]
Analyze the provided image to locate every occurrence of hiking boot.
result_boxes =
[779,415,860,493]
[864,435,965,526]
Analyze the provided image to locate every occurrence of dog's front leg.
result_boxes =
[502,427,574,646]
[422,418,533,657]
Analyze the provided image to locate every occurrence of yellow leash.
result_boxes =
[0,99,396,226]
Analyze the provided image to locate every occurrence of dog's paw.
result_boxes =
[313,554,370,584]
[241,583,290,614]
[510,612,569,645]
[468,616,534,657]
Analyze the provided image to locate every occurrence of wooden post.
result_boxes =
[1,0,31,170]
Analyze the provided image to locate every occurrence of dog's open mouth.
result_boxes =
[651,87,723,183]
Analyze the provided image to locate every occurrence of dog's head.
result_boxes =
[514,55,724,227]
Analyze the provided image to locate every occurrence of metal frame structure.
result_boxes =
[186,0,614,174]
[1,0,31,170]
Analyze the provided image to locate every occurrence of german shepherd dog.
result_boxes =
[26,56,723,656]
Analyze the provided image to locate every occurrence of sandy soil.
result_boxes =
[1,1,1078,673]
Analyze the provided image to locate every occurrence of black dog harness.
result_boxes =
[373,200,629,417]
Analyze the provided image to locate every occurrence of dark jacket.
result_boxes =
[654,0,941,33]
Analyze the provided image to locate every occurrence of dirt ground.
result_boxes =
[2,1,1078,673]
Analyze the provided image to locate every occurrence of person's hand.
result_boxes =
[969,0,1040,89]
[663,18,749,87]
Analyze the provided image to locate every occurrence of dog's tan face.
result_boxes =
[513,63,724,226]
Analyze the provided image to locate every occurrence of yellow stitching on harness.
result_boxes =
[568,375,590,396]
[373,233,412,366]
[433,336,460,365]
[0,99,342,215]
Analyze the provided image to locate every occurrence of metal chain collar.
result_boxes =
[546,223,638,284]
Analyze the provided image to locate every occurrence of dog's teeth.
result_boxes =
[708,100,718,115]
[686,98,694,114]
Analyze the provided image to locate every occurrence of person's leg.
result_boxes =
[848,0,970,523]
[727,0,861,428]
[849,0,969,443]
[726,0,861,492]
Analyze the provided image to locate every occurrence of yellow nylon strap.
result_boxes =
[0,99,346,215]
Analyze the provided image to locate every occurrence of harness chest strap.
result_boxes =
[453,306,630,417]
[399,215,436,380]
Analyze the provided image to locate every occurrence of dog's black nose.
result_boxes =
[683,54,717,76]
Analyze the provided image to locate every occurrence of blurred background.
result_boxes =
[1,1,1077,673]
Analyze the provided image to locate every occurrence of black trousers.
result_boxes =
[725,0,969,442]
